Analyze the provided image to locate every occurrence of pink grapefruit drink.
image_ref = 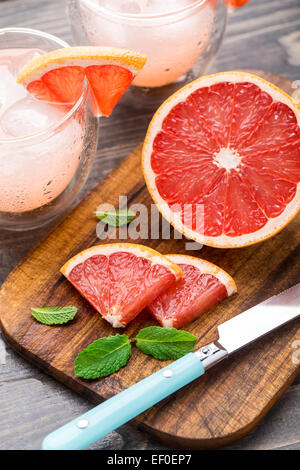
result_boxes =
[0,28,98,231]
[0,48,84,213]
[75,0,218,88]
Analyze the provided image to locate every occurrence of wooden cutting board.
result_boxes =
[0,71,299,449]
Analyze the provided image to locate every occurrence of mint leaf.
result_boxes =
[74,334,131,379]
[94,209,135,227]
[136,326,197,360]
[31,306,77,325]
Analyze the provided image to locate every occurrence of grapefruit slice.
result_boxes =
[147,254,236,328]
[226,0,250,7]
[17,46,147,116]
[142,72,300,248]
[61,243,183,328]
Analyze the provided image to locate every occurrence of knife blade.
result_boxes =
[42,283,300,450]
[217,282,300,354]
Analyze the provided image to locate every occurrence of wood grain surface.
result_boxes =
[0,70,299,449]
[1,0,300,451]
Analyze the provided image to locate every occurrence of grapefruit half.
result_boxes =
[142,72,300,248]
[61,243,183,328]
[17,46,147,116]
[147,254,236,328]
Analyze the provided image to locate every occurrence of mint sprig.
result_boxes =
[94,209,135,227]
[74,334,131,379]
[74,327,197,380]
[31,306,77,325]
[136,326,197,360]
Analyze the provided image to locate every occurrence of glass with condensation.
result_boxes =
[0,28,98,231]
[67,0,228,108]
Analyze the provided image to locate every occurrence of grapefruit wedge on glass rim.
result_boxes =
[61,243,183,328]
[17,46,147,116]
[142,71,300,248]
[147,254,237,329]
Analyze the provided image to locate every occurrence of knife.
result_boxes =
[42,283,300,450]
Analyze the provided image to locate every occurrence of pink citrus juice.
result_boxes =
[78,0,216,88]
[0,48,84,213]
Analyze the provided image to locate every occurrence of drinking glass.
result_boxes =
[0,28,98,231]
[67,0,227,108]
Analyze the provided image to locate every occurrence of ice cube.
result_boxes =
[0,48,45,125]
[141,0,193,14]
[120,1,143,14]
[98,0,148,14]
[0,97,65,138]
[6,48,44,77]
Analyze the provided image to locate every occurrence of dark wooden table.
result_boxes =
[0,0,300,450]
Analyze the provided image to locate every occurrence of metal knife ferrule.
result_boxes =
[194,341,228,370]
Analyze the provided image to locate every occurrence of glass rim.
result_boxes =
[81,0,209,22]
[0,27,88,144]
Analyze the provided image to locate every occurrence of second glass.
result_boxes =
[67,0,227,108]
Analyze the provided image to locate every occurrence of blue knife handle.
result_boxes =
[42,352,205,450]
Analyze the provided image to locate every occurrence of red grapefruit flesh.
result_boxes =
[17,47,147,117]
[147,255,236,328]
[226,0,250,7]
[61,243,182,328]
[147,254,237,328]
[143,72,300,248]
